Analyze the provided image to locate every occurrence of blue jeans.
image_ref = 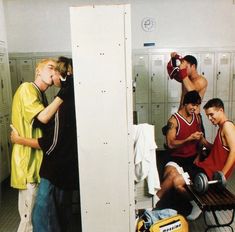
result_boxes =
[32,178,72,232]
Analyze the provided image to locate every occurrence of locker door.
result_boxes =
[17,59,34,84]
[0,117,10,182]
[133,54,149,104]
[0,55,8,115]
[216,53,231,102]
[151,103,165,149]
[9,59,19,95]
[200,108,214,143]
[136,103,149,123]
[167,77,181,103]
[150,54,165,103]
[231,53,235,122]
[166,102,179,119]
[200,53,215,102]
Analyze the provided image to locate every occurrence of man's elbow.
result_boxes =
[36,115,49,124]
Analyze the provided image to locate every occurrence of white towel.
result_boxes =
[133,123,161,195]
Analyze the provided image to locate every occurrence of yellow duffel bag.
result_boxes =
[149,214,188,232]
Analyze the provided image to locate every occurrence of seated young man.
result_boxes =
[158,98,235,220]
[156,91,203,208]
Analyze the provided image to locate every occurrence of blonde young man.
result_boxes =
[11,59,64,232]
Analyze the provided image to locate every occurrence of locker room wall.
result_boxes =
[133,48,235,149]
[3,0,235,53]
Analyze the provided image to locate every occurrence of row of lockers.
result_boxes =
[133,50,235,148]
[0,45,12,183]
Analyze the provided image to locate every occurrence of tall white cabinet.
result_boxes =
[70,5,135,232]
[0,0,12,183]
[133,49,235,148]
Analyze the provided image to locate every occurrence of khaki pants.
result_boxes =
[17,183,38,232]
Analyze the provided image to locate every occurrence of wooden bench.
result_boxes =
[187,185,235,232]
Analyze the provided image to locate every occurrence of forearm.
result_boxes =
[37,97,63,124]
[15,137,41,149]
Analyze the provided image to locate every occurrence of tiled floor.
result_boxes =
[0,179,81,232]
[0,175,235,232]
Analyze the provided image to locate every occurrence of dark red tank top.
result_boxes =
[171,112,201,158]
[196,121,234,180]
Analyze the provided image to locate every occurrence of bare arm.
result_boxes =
[221,122,235,176]
[37,96,63,124]
[10,124,41,149]
[166,116,203,149]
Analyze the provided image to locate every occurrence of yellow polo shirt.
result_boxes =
[11,82,45,189]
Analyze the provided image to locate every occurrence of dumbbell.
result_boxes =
[193,171,227,194]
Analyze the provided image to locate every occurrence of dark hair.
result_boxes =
[203,98,224,110]
[183,55,197,68]
[183,90,201,105]
[57,56,73,78]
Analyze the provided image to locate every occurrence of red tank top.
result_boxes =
[171,112,201,158]
[196,121,233,180]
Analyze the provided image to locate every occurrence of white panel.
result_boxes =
[200,53,215,101]
[150,54,166,103]
[133,54,149,103]
[136,103,149,124]
[70,5,134,232]
[151,103,165,149]
[216,52,231,101]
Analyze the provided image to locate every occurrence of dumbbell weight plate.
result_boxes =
[193,173,208,194]
[213,171,227,188]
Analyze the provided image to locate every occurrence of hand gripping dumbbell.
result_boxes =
[193,171,227,194]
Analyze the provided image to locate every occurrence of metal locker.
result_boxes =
[136,103,149,124]
[216,52,231,102]
[200,104,215,143]
[17,58,34,84]
[133,54,149,104]
[166,102,179,119]
[151,103,165,149]
[0,54,9,116]
[0,117,10,182]
[150,54,166,103]
[167,77,181,103]
[9,59,19,95]
[232,101,235,123]
[200,53,215,102]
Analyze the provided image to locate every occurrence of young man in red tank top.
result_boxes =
[156,91,203,207]
[159,98,235,220]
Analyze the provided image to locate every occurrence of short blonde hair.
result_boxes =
[35,58,57,78]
